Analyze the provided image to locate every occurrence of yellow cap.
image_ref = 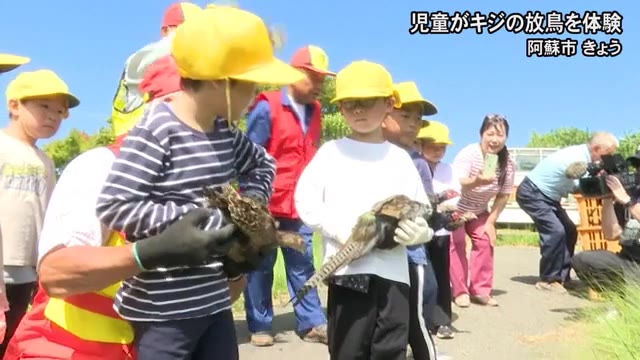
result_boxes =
[171,6,304,85]
[417,120,453,145]
[0,54,30,74]
[6,69,80,108]
[393,81,438,116]
[331,60,400,105]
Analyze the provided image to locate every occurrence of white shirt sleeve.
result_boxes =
[295,142,352,243]
[37,148,116,267]
[295,143,328,233]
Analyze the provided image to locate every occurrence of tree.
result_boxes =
[527,127,591,148]
[43,129,92,174]
[43,121,115,174]
[321,112,350,142]
[618,131,640,158]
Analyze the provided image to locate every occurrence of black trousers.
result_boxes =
[516,178,577,282]
[327,275,410,360]
[408,264,438,360]
[0,282,36,356]
[131,310,238,360]
[571,249,640,293]
[426,235,452,328]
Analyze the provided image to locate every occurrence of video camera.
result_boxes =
[578,153,640,198]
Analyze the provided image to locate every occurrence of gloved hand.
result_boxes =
[393,217,434,246]
[134,208,238,270]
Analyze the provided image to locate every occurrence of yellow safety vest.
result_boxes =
[44,232,134,344]
[111,73,146,138]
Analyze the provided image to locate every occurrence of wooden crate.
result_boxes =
[574,194,621,252]
[574,194,603,227]
[577,227,621,253]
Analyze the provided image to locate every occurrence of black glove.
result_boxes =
[134,208,238,270]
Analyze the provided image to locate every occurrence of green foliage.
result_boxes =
[618,131,640,158]
[527,127,591,148]
[318,77,337,114]
[321,112,350,142]
[43,122,114,174]
[527,128,640,159]
[582,283,640,360]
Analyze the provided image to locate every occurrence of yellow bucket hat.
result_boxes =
[393,81,438,116]
[171,6,304,85]
[331,60,401,106]
[0,54,30,74]
[6,69,80,108]
[417,120,453,145]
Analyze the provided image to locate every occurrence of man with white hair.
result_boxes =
[516,132,618,293]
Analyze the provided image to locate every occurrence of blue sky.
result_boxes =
[1,0,637,161]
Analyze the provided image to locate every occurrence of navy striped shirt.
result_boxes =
[95,102,276,321]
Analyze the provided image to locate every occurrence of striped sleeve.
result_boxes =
[95,124,197,239]
[231,128,276,203]
[452,144,477,178]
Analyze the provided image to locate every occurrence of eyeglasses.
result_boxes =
[340,98,381,111]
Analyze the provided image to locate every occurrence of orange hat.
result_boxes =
[290,45,335,76]
[139,55,181,101]
[161,2,201,28]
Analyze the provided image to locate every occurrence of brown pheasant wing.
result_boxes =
[276,231,305,253]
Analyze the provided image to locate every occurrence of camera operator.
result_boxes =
[516,132,619,294]
[571,174,640,293]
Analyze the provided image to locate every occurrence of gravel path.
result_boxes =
[234,246,592,360]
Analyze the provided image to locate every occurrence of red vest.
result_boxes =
[253,91,321,219]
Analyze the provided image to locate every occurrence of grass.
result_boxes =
[578,282,640,360]
[232,228,540,312]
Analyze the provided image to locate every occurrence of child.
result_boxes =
[140,54,248,304]
[416,120,458,339]
[0,70,78,352]
[382,81,441,359]
[95,6,304,360]
[294,60,433,360]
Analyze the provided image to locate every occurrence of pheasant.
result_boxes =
[427,189,477,231]
[286,194,433,307]
[203,184,304,273]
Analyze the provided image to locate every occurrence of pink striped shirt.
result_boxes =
[452,143,516,215]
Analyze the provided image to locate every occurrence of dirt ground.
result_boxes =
[234,246,593,360]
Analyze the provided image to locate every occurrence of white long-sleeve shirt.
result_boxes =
[294,137,428,285]
[430,161,460,236]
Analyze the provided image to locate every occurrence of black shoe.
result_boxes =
[436,325,455,339]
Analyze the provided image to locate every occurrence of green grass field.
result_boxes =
[577,281,640,359]
[232,228,540,310]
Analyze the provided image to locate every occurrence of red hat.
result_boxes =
[161,2,202,28]
[290,45,335,76]
[139,55,181,101]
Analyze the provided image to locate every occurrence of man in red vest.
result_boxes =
[243,45,334,347]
